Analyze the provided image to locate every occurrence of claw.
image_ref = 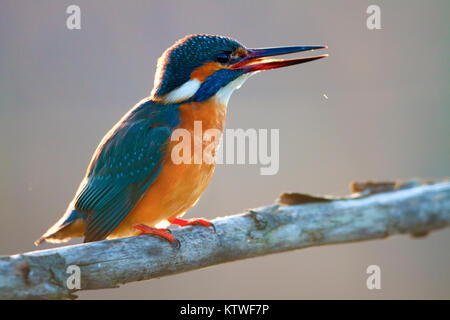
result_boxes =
[134,224,180,248]
[169,217,216,233]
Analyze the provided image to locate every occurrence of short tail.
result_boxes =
[35,209,86,245]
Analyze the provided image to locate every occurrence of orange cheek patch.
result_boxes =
[235,47,248,58]
[190,62,224,82]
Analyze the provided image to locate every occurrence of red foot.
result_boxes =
[168,217,216,232]
[134,224,180,248]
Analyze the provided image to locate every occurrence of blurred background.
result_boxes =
[0,0,449,299]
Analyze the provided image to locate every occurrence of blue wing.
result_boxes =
[73,101,179,242]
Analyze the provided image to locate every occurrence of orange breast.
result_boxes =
[108,98,226,239]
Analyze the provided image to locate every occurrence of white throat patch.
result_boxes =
[214,73,254,105]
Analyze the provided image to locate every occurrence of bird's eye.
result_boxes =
[216,51,231,64]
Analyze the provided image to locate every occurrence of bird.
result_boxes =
[35,34,327,246]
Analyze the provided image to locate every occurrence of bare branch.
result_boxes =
[0,180,449,299]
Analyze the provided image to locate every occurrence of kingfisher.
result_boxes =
[36,34,327,246]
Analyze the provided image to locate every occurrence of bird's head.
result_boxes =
[151,34,327,105]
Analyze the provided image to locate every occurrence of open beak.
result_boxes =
[230,45,328,72]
